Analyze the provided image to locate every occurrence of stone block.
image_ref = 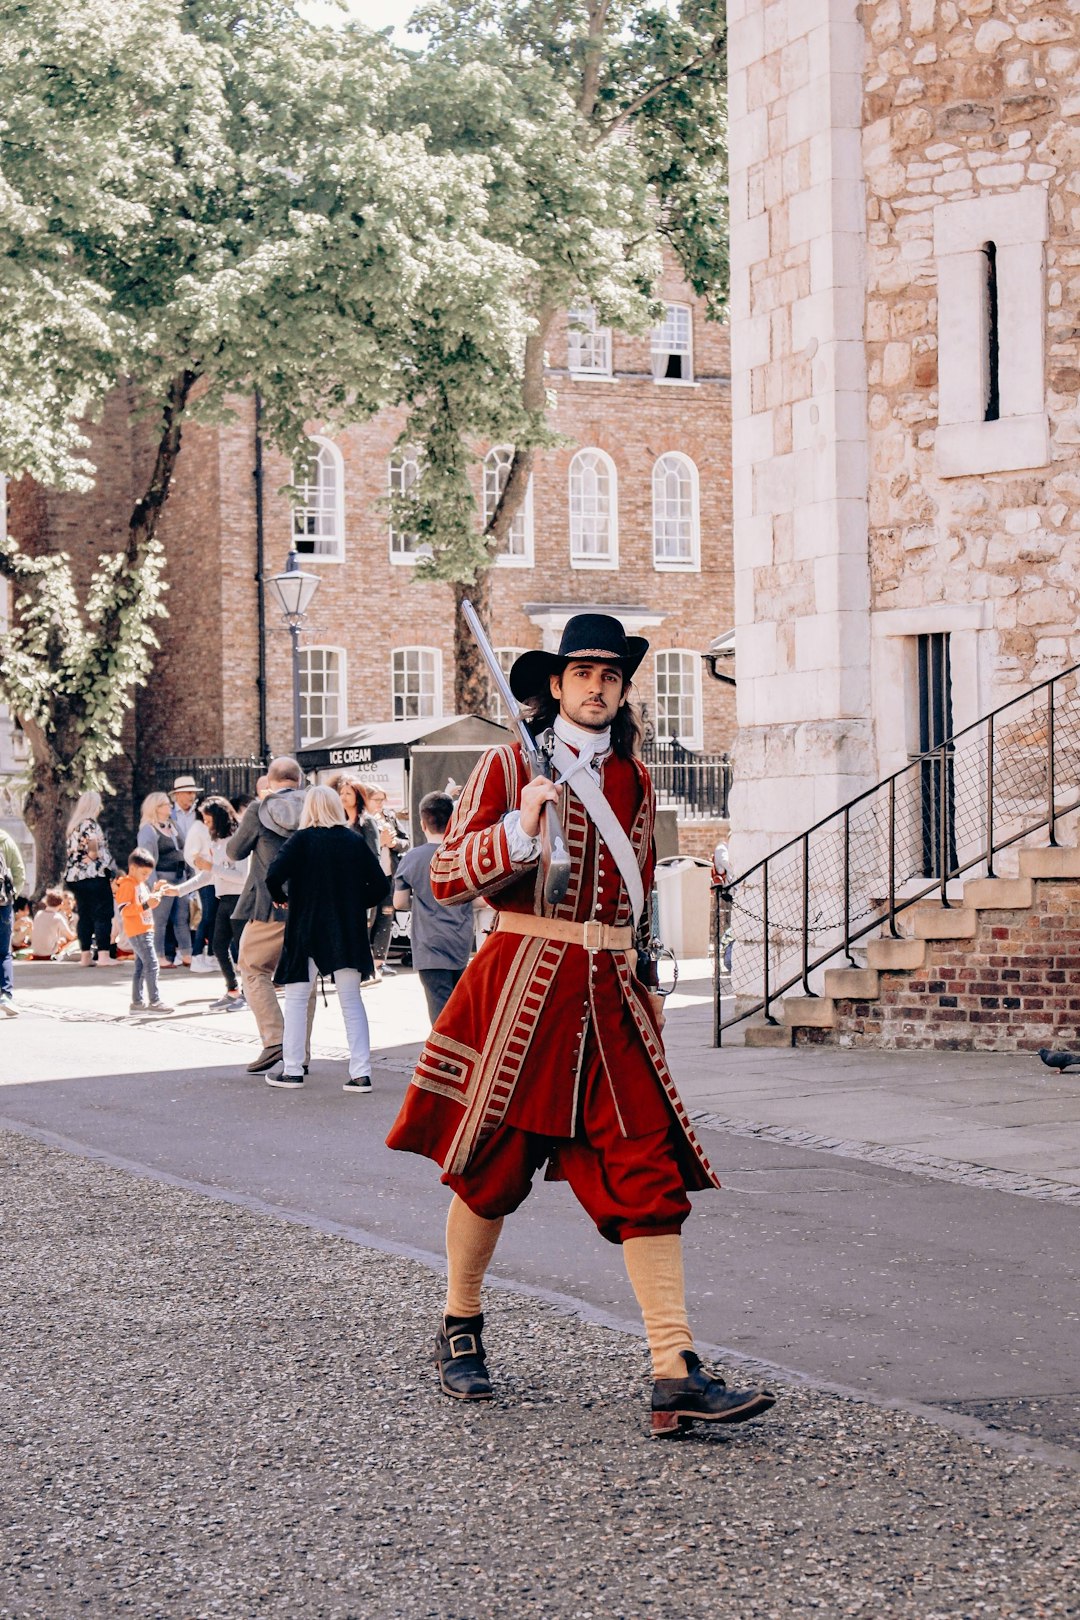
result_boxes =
[823,967,880,999]
[743,1021,794,1048]
[1019,846,1080,878]
[783,996,837,1029]
[962,877,1034,910]
[866,937,928,971]
[912,905,978,939]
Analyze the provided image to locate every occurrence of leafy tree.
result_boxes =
[386,0,729,710]
[0,0,528,882]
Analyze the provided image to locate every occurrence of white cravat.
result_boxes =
[553,714,610,783]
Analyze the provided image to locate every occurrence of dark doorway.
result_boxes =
[918,632,956,877]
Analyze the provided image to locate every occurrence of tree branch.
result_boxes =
[577,0,612,122]
[591,39,721,145]
[482,306,555,549]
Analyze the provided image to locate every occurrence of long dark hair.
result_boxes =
[521,681,644,760]
[200,795,239,841]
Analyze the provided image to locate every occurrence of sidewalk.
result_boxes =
[7,952,1080,1195]
[661,961,1080,1197]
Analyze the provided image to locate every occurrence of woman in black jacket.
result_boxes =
[265,786,390,1093]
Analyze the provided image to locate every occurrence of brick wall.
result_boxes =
[236,270,734,762]
[799,878,1080,1052]
[9,264,735,840]
[676,819,728,862]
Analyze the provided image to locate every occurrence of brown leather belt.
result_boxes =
[496,914,634,951]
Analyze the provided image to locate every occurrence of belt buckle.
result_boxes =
[582,920,604,951]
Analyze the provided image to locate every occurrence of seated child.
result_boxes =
[112,850,174,1016]
[12,897,33,955]
[30,890,77,960]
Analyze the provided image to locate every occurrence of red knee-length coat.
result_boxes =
[386,742,719,1193]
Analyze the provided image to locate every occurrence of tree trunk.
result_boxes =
[452,311,555,715]
[453,573,494,717]
[19,714,76,891]
[7,372,197,884]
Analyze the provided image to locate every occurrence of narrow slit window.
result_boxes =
[983,241,1000,424]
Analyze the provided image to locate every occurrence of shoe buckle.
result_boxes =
[582,920,604,951]
[448,1330,478,1358]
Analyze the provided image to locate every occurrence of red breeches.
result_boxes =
[442,1058,692,1245]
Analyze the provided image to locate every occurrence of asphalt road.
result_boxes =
[4,997,1078,1456]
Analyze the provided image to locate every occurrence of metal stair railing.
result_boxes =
[713,663,1080,1044]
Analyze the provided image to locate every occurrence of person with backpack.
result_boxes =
[0,825,27,1017]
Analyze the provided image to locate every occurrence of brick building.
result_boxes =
[1,266,734,860]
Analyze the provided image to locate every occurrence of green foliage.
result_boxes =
[0,0,728,780]
[386,0,729,588]
[0,0,529,793]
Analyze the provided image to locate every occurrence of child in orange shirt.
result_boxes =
[113,849,174,1016]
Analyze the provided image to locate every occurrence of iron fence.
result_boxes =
[152,756,268,805]
[642,739,732,819]
[715,664,1080,1043]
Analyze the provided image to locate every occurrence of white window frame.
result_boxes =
[933,187,1049,478]
[388,445,430,564]
[297,645,347,747]
[654,651,703,751]
[290,435,345,562]
[483,446,534,568]
[651,452,700,572]
[391,646,443,721]
[651,303,694,384]
[490,648,527,727]
[568,448,618,570]
[567,304,613,377]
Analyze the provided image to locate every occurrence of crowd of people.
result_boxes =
[0,763,475,1090]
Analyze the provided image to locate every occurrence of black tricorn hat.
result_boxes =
[508,613,649,702]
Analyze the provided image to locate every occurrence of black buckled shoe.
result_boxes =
[651,1350,776,1437]
[435,1313,494,1402]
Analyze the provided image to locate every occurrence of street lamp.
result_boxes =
[266,549,321,753]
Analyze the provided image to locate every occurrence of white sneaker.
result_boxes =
[0,994,19,1018]
[129,1001,147,1015]
[190,954,216,974]
[144,1002,175,1016]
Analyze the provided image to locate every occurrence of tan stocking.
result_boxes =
[622,1234,695,1379]
[444,1195,503,1319]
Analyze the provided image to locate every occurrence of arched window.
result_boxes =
[388,445,428,561]
[392,647,442,720]
[651,303,694,382]
[291,436,344,560]
[652,453,700,570]
[568,448,617,568]
[297,646,347,745]
[483,446,533,566]
[654,651,702,750]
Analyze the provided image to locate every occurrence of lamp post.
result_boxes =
[266,550,321,753]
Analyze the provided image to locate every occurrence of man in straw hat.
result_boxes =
[387,612,775,1436]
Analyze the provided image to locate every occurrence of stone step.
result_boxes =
[783,996,836,1029]
[743,1021,794,1049]
[911,905,978,940]
[866,937,927,971]
[823,967,880,1000]
[962,876,1034,911]
[1018,845,1080,879]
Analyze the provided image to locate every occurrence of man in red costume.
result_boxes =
[387,613,775,1436]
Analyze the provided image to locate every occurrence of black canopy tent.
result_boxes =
[297,716,509,833]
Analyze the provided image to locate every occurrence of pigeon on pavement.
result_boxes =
[1038,1047,1080,1071]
